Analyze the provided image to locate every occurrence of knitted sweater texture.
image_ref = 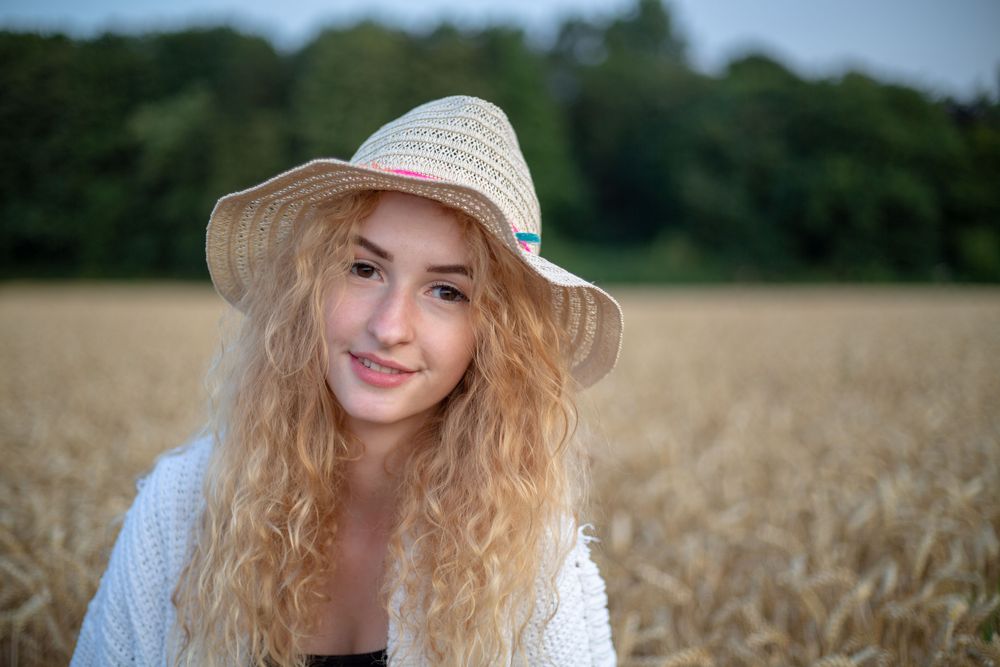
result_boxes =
[71,437,617,665]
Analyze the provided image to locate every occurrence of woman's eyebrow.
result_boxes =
[427,264,470,276]
[354,235,392,260]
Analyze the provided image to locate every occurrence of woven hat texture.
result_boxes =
[206,95,622,387]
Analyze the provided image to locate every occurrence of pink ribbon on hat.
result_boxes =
[367,161,439,181]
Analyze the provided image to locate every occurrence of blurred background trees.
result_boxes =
[1,0,998,282]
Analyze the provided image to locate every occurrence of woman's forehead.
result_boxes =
[358,193,470,265]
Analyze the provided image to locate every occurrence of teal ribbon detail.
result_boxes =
[515,232,541,243]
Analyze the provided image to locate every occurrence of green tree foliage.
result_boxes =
[552,0,699,244]
[945,99,1000,280]
[1,0,998,282]
[0,32,147,274]
[673,59,964,278]
[0,28,289,277]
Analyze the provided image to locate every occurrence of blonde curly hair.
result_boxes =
[172,190,583,666]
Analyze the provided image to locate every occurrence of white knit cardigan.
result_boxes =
[71,436,617,666]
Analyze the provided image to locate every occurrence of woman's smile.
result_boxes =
[349,352,417,387]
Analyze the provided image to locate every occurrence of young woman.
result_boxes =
[72,96,623,666]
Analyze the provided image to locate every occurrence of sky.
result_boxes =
[2,0,998,100]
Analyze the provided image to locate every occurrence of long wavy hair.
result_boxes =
[172,190,582,666]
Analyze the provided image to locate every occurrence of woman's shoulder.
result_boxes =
[142,433,213,487]
[70,435,214,665]
[134,433,214,528]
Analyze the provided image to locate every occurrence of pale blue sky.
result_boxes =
[2,0,998,99]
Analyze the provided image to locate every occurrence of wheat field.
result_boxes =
[1,284,998,665]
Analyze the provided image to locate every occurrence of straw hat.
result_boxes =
[206,95,622,387]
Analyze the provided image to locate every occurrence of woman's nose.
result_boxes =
[367,288,416,347]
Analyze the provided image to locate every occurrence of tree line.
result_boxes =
[2,0,998,282]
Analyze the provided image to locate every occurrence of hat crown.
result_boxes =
[349,96,542,254]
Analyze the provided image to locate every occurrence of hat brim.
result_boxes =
[206,159,622,387]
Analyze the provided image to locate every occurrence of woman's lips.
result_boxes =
[349,353,417,388]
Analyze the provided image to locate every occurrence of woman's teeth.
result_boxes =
[359,357,402,374]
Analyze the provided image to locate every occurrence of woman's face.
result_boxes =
[323,192,476,442]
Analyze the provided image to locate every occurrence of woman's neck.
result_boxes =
[344,456,396,521]
[342,419,415,524]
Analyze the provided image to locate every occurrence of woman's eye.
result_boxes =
[430,284,468,303]
[350,262,379,280]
